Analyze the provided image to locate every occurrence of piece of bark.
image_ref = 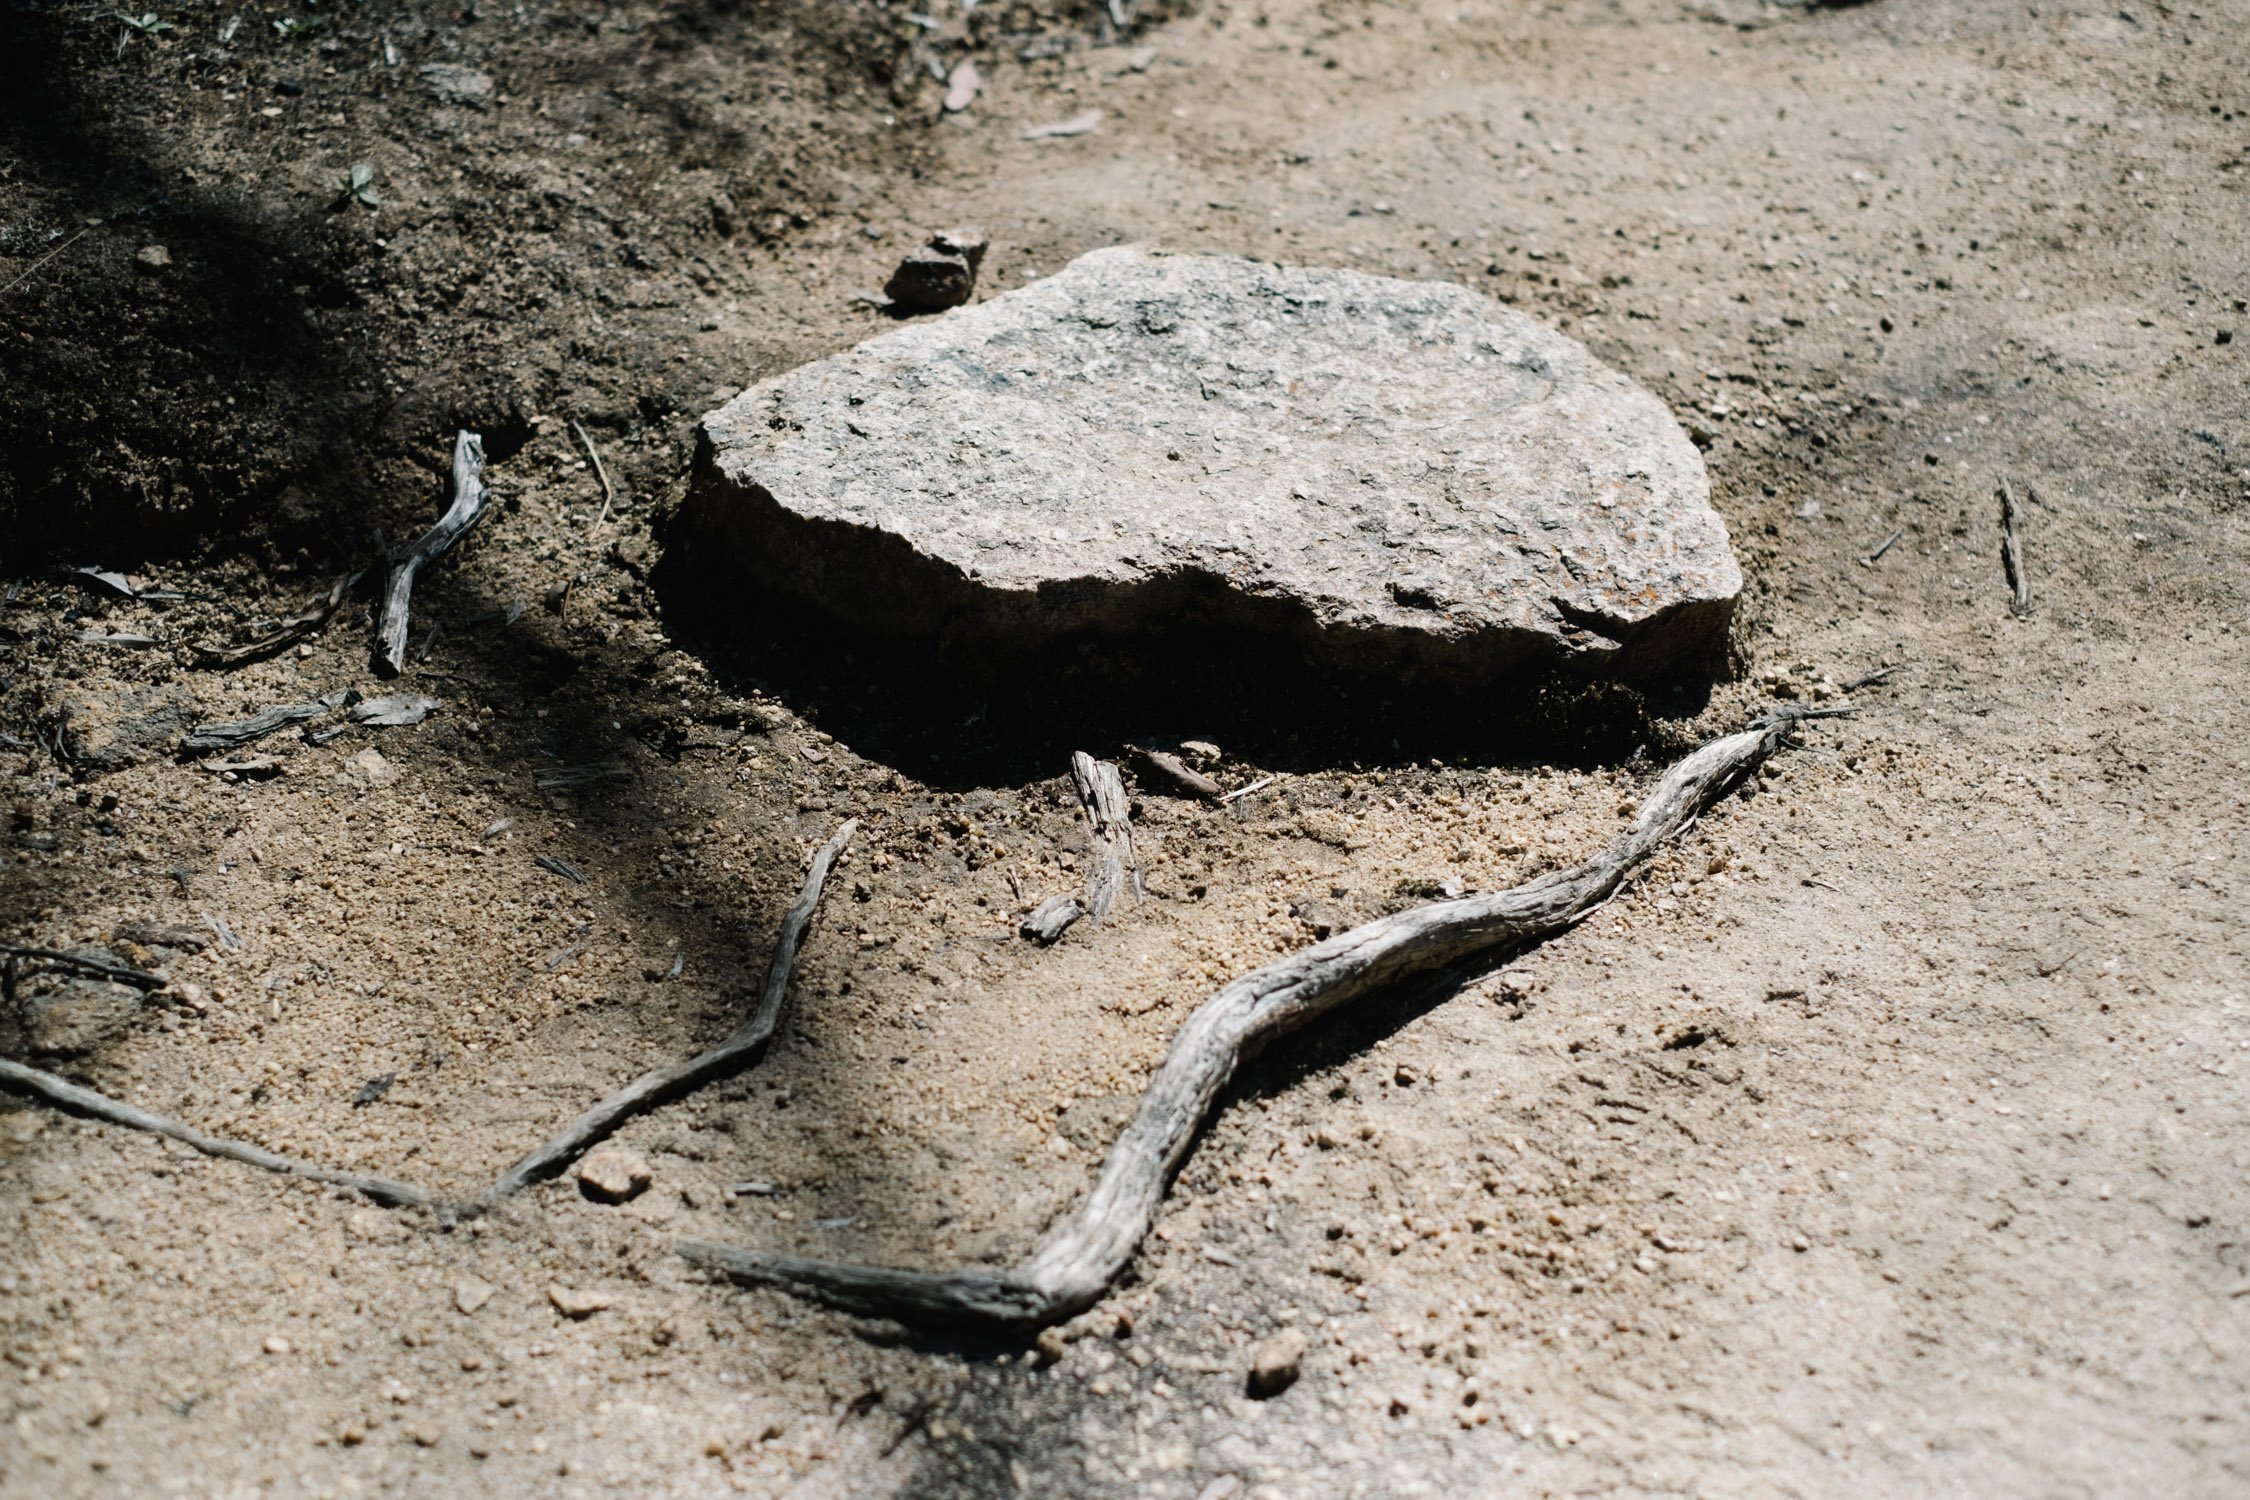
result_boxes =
[180,689,353,755]
[352,694,442,727]
[1070,753,1141,921]
[1020,895,1083,946]
[676,710,1837,1331]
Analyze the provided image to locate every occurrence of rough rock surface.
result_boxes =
[680,247,1738,690]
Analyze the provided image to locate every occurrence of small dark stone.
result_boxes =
[884,247,975,315]
[275,78,304,96]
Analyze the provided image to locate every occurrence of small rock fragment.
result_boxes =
[262,1335,291,1356]
[419,63,495,109]
[1248,1328,1306,1397]
[926,226,988,273]
[942,60,981,113]
[453,1275,496,1316]
[134,245,171,274]
[346,747,396,787]
[548,1284,612,1320]
[576,1147,653,1204]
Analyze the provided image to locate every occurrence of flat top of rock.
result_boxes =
[700,247,1737,665]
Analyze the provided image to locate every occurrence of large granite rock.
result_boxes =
[674,247,1738,693]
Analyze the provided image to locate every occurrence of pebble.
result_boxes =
[1247,1328,1306,1397]
[262,1335,291,1356]
[134,245,171,274]
[576,1147,653,1203]
[346,747,397,788]
[548,1285,613,1320]
[453,1274,496,1316]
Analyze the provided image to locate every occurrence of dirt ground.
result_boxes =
[3,0,2247,1494]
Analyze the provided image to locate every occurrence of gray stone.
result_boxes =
[420,64,495,110]
[680,247,1738,692]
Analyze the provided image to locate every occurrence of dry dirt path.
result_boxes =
[3,1,2246,1497]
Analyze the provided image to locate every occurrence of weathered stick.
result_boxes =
[1998,479,2032,617]
[194,569,363,668]
[1220,774,1278,805]
[180,688,354,755]
[476,819,857,1207]
[0,1057,429,1208]
[1128,745,1222,801]
[1070,753,1140,921]
[0,943,167,990]
[376,431,490,677]
[678,712,1830,1330]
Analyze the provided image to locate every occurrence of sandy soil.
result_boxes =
[3,0,2247,1495]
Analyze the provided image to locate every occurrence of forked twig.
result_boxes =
[678,712,1829,1330]
[0,1057,430,1208]
[476,819,858,1207]
[376,431,491,676]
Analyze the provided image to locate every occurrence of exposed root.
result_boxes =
[0,1057,430,1208]
[476,819,857,1208]
[677,711,1830,1331]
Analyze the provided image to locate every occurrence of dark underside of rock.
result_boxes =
[663,248,1740,739]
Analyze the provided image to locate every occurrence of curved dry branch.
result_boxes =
[376,430,490,677]
[0,1057,430,1208]
[476,819,858,1208]
[677,713,1827,1330]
